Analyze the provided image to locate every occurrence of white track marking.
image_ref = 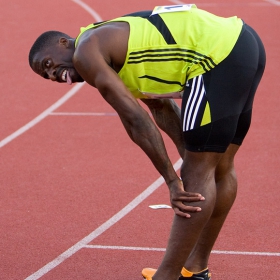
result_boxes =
[0,0,104,149]
[211,250,280,256]
[71,0,103,21]
[169,0,273,5]
[25,159,183,280]
[0,83,84,148]
[85,245,280,257]
[86,245,166,251]
[264,0,280,5]
[50,112,118,116]
[22,1,279,279]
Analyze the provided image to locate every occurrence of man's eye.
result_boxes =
[45,59,51,67]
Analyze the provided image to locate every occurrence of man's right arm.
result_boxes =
[73,33,204,217]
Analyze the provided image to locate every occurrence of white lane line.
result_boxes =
[85,245,280,257]
[50,112,153,116]
[25,159,183,280]
[0,0,104,149]
[71,0,103,21]
[211,250,280,256]
[86,245,166,251]
[264,0,280,5]
[169,0,272,5]
[0,83,84,148]
[50,112,118,116]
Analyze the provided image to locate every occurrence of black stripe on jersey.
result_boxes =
[123,11,176,45]
[129,52,197,60]
[139,75,185,87]
[199,62,208,72]
[130,49,215,64]
[128,57,194,64]
[178,49,216,69]
[93,11,153,26]
[198,59,213,72]
[147,14,177,45]
[128,57,212,72]
[128,53,211,69]
[122,10,152,18]
[128,48,216,71]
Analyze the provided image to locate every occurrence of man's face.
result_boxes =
[31,40,84,84]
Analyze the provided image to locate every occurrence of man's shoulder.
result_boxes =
[76,22,129,48]
[75,22,129,56]
[73,21,128,73]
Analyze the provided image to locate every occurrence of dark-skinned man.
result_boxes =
[29,4,266,280]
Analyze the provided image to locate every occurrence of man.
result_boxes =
[29,4,266,280]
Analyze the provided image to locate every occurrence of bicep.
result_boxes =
[74,41,141,117]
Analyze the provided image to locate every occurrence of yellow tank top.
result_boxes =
[75,5,243,99]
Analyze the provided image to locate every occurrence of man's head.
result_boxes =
[29,31,84,84]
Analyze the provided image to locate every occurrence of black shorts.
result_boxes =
[181,23,266,153]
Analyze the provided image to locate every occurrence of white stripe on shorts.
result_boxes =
[182,75,206,131]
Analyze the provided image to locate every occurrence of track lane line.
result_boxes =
[21,1,278,279]
[0,0,104,149]
[85,245,280,257]
[71,0,103,21]
[169,0,273,5]
[25,159,182,280]
[50,112,118,116]
[264,0,280,5]
[0,83,84,148]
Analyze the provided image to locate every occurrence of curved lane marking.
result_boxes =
[25,159,182,280]
[0,83,84,148]
[264,0,280,5]
[0,0,105,149]
[23,1,278,279]
[169,0,274,5]
[71,0,103,21]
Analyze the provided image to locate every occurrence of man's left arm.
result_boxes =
[141,99,185,158]
[73,34,203,217]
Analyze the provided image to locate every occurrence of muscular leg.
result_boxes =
[153,150,224,280]
[183,144,239,272]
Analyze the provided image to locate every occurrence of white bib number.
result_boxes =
[151,4,194,16]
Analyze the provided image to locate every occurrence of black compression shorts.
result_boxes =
[181,23,266,153]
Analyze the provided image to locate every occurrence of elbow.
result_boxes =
[120,110,155,142]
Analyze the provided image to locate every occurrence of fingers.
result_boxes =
[173,205,201,218]
[175,192,205,202]
[174,207,192,218]
[185,192,202,197]
[172,200,203,218]
[180,195,205,202]
[184,192,205,198]
[168,185,205,217]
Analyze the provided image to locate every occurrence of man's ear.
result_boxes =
[59,37,69,47]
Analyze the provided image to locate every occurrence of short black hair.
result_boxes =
[28,31,72,68]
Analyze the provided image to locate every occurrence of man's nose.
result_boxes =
[47,68,57,81]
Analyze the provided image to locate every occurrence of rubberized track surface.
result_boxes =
[1,0,279,279]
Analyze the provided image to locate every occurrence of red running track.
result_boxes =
[0,0,279,279]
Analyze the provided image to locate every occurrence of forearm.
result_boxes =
[120,111,205,217]
[119,111,179,184]
[90,70,180,184]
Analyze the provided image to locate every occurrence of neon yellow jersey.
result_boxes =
[75,5,243,99]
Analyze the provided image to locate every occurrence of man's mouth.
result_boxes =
[61,69,67,82]
[61,69,72,85]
